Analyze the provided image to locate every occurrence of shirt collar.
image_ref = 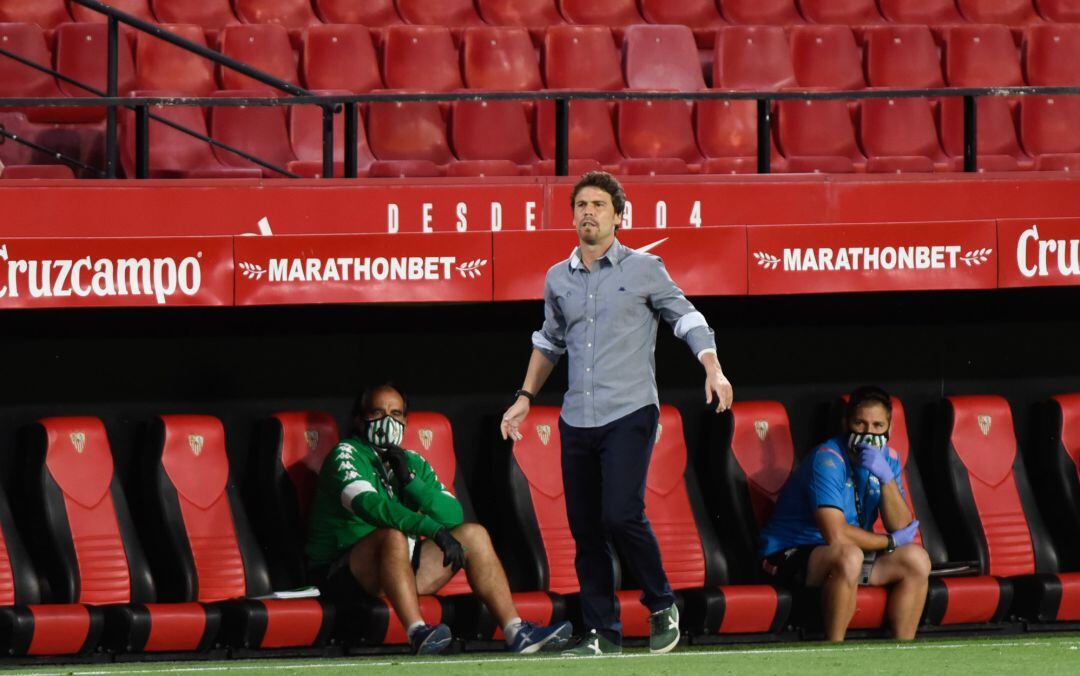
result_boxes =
[568,238,627,271]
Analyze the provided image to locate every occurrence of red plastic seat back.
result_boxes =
[719,0,803,25]
[70,0,154,23]
[290,92,376,170]
[791,25,865,90]
[367,95,453,164]
[477,0,564,28]
[729,402,795,529]
[543,26,624,90]
[451,100,539,165]
[619,100,702,164]
[536,99,621,164]
[302,24,382,91]
[0,164,76,179]
[1021,95,1080,156]
[957,0,1043,25]
[463,26,542,91]
[1025,24,1080,86]
[135,24,217,95]
[233,0,320,28]
[777,99,863,161]
[382,25,463,91]
[714,26,795,90]
[641,0,726,30]
[316,0,401,24]
[797,0,884,23]
[151,0,238,30]
[396,0,484,27]
[942,97,1025,159]
[0,0,71,28]
[219,23,299,90]
[559,0,644,26]
[624,25,706,91]
[273,412,339,517]
[54,23,136,97]
[120,90,218,176]
[944,24,1023,86]
[210,90,297,174]
[861,98,944,161]
[0,23,62,99]
[878,0,964,23]
[865,25,945,88]
[510,406,578,594]
[1038,0,1080,21]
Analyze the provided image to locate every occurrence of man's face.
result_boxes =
[848,402,890,436]
[573,186,622,246]
[360,387,407,428]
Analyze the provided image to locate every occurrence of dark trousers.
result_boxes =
[559,404,675,644]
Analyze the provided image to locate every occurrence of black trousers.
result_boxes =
[559,404,675,644]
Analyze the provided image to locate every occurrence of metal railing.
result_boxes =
[2,1,1080,179]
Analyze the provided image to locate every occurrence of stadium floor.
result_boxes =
[4,634,1079,675]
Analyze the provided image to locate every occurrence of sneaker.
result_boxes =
[508,620,573,654]
[409,623,453,655]
[561,629,622,656]
[649,604,680,654]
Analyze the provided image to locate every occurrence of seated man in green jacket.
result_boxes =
[306,383,572,655]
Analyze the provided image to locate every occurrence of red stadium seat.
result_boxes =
[0,163,76,179]
[777,99,866,173]
[640,0,727,49]
[0,459,103,656]
[535,99,622,167]
[144,415,332,649]
[797,0,884,24]
[382,25,463,91]
[219,23,299,90]
[302,24,382,91]
[624,25,706,91]
[314,0,401,26]
[618,100,703,171]
[367,94,454,165]
[462,26,542,91]
[937,396,1080,623]
[69,0,154,23]
[54,23,136,122]
[135,24,217,96]
[367,159,443,177]
[532,158,602,176]
[0,0,71,29]
[944,24,1023,86]
[150,0,239,32]
[451,100,538,170]
[1037,0,1080,21]
[697,100,786,174]
[543,26,624,90]
[957,0,1043,26]
[287,91,376,177]
[860,98,947,173]
[940,97,1032,171]
[476,0,564,41]
[22,417,222,653]
[791,25,865,89]
[719,0,803,25]
[396,0,485,29]
[210,90,298,176]
[1036,396,1080,572]
[233,0,321,28]
[1024,24,1080,86]
[558,0,643,42]
[1021,95,1080,171]
[713,26,795,90]
[120,90,262,178]
[878,0,965,23]
[864,25,945,88]
[0,22,64,121]
[0,112,36,165]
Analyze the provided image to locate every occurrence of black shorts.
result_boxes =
[761,545,818,586]
[308,534,425,600]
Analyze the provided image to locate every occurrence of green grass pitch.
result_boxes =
[4,635,1080,676]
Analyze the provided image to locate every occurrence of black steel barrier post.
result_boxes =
[322,104,334,178]
[105,16,119,178]
[343,102,358,179]
[963,94,978,173]
[554,97,569,177]
[756,97,771,174]
[135,104,149,178]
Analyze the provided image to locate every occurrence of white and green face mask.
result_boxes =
[364,415,404,449]
[847,432,888,452]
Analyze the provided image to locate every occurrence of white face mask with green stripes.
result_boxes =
[364,415,404,449]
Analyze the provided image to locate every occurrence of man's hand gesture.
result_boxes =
[500,396,530,441]
[705,369,733,413]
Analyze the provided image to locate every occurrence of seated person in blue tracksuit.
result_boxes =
[758,386,930,642]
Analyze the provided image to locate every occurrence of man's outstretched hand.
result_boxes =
[500,397,530,441]
[432,528,466,572]
[705,369,733,413]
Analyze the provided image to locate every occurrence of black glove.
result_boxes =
[382,444,413,486]
[432,528,466,573]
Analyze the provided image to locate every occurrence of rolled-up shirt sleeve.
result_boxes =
[646,257,717,357]
[531,275,567,364]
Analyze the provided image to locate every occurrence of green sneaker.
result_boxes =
[649,604,680,654]
[561,630,622,656]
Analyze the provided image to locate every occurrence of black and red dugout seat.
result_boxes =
[937,396,1080,625]
[0,454,103,656]
[508,405,790,640]
[22,416,220,653]
[144,415,332,650]
[1033,395,1080,572]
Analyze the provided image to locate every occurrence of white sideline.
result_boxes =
[13,639,1077,675]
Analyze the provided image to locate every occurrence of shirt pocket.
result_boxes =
[554,289,586,327]
[601,282,647,333]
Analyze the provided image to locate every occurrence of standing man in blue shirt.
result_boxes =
[500,171,733,656]
[758,386,930,642]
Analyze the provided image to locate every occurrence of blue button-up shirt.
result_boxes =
[532,238,716,428]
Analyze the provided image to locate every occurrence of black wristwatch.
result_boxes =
[885,534,897,554]
[514,389,535,404]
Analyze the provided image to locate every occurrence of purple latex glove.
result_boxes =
[891,519,920,548]
[857,444,895,483]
